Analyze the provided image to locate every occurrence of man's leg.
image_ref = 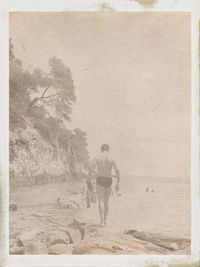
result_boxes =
[103,186,111,225]
[96,184,104,225]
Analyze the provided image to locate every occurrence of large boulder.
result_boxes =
[46,229,72,246]
[25,240,49,254]
[57,195,83,209]
[14,229,76,255]
[18,230,41,245]
[48,243,73,255]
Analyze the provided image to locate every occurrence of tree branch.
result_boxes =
[36,103,52,118]
[28,85,51,109]
[41,84,50,97]
[65,99,73,105]
[42,93,59,99]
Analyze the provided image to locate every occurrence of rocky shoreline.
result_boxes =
[9,181,190,255]
[10,205,190,255]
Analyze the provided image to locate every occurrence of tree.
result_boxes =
[10,39,76,130]
[9,39,90,183]
[57,128,90,176]
[9,40,31,130]
[28,57,76,123]
[70,128,89,164]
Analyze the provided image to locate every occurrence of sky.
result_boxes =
[10,12,191,178]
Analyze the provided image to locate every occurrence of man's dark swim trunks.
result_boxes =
[96,176,112,188]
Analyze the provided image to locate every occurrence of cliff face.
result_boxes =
[9,124,89,187]
[10,126,68,187]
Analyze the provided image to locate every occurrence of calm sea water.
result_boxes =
[109,175,191,239]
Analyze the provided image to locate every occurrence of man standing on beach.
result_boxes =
[92,144,120,226]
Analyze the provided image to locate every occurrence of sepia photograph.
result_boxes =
[9,12,191,255]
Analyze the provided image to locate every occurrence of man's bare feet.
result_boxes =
[99,221,104,226]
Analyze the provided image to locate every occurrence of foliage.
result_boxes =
[70,128,89,164]
[9,39,89,185]
[27,56,76,123]
[9,49,30,130]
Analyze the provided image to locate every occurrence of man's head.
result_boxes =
[101,144,110,153]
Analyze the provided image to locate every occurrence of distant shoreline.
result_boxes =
[121,174,190,183]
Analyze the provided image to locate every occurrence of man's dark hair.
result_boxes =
[101,144,110,152]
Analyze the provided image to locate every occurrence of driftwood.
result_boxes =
[125,230,190,251]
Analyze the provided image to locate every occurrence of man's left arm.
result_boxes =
[113,161,120,190]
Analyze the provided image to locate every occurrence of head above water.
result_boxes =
[101,144,110,153]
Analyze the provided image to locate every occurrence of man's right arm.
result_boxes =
[90,158,97,179]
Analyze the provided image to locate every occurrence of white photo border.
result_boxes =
[0,0,199,266]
